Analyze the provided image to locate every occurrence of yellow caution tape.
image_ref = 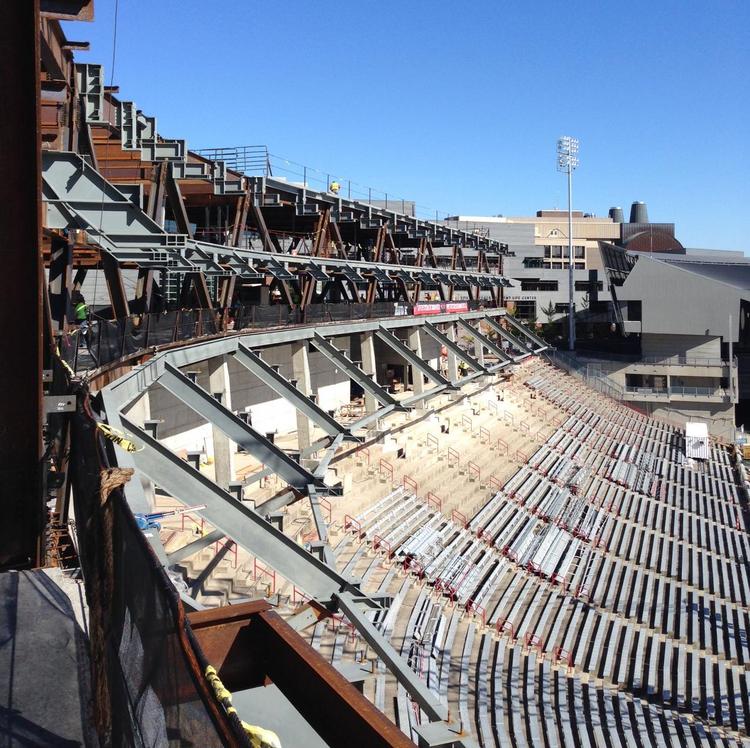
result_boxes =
[55,346,76,378]
[96,422,142,453]
[205,665,281,748]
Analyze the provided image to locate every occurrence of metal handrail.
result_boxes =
[625,385,728,398]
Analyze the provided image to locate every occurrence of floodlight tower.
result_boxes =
[557,135,579,351]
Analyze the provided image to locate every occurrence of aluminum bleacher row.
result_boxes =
[315,358,750,746]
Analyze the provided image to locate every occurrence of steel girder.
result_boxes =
[119,415,360,600]
[503,314,549,351]
[158,361,326,493]
[311,332,403,409]
[232,343,356,441]
[421,322,487,374]
[313,433,345,479]
[166,529,225,565]
[456,318,513,367]
[374,326,453,388]
[481,316,534,361]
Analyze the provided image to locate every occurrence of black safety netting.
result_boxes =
[69,385,251,747]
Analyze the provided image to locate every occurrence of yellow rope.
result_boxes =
[204,665,281,748]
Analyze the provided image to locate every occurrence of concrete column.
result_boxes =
[473,336,485,367]
[446,324,459,381]
[408,327,426,402]
[291,341,313,450]
[360,331,378,413]
[208,355,235,488]
[124,390,156,511]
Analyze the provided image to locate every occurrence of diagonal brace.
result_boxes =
[482,316,535,359]
[375,326,453,388]
[233,343,357,441]
[312,332,403,409]
[422,321,487,373]
[120,415,362,602]
[158,361,325,493]
[456,318,513,365]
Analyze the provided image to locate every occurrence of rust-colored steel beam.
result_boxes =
[188,602,411,748]
[0,0,45,569]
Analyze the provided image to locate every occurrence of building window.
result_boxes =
[574,280,603,292]
[551,245,563,258]
[520,280,559,292]
[515,300,537,321]
[574,246,586,259]
[575,262,585,270]
[543,245,551,258]
[551,262,563,270]
[555,303,570,313]
[628,300,642,321]
[523,257,545,268]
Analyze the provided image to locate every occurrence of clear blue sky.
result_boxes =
[65,0,749,251]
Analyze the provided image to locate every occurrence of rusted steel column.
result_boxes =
[0,0,44,568]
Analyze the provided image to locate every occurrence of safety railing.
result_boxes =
[60,299,480,373]
[624,385,728,399]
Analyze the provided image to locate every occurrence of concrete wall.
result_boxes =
[640,333,721,360]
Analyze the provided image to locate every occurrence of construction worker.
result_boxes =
[329,180,341,194]
[73,291,88,328]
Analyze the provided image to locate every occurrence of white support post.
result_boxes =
[124,390,156,511]
[408,327,426,403]
[360,331,378,414]
[446,324,459,381]
[208,355,235,488]
[291,341,313,450]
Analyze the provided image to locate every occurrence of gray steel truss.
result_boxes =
[374,326,453,388]
[232,343,355,441]
[456,318,513,367]
[482,316,534,361]
[311,332,403,409]
[503,314,549,351]
[158,361,326,493]
[421,322,487,374]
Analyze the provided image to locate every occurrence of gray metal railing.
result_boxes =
[625,385,729,399]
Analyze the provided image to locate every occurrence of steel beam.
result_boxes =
[0,0,44,569]
[482,317,534,361]
[335,591,450,724]
[102,251,131,319]
[313,433,344,479]
[308,486,336,568]
[233,343,354,440]
[166,528,224,565]
[375,326,452,388]
[119,414,361,602]
[157,361,325,493]
[422,322,487,374]
[456,319,512,365]
[503,314,548,351]
[347,404,397,431]
[312,332,402,409]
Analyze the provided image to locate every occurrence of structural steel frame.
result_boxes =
[232,342,355,441]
